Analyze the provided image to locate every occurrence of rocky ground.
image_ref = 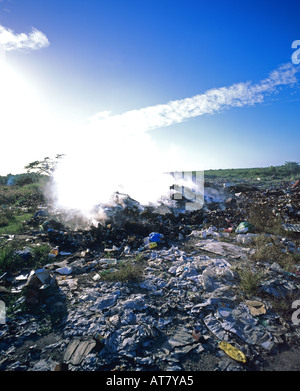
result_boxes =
[0,181,300,372]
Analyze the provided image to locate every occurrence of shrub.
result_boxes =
[100,255,145,282]
[0,242,51,273]
[238,267,264,295]
[246,204,284,235]
[250,235,300,272]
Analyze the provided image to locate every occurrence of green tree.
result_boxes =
[25,154,65,176]
[284,161,300,175]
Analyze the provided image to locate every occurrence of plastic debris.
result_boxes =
[218,341,247,363]
[93,273,101,281]
[23,268,57,305]
[245,300,266,316]
[93,332,105,346]
[235,222,254,234]
[282,223,300,232]
[149,232,163,243]
[98,258,118,268]
[55,267,72,275]
[196,238,255,259]
[48,247,59,258]
[236,233,259,245]
[15,247,33,261]
[192,329,202,341]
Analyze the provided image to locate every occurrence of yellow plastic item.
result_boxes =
[50,247,59,257]
[218,341,247,363]
[149,242,157,249]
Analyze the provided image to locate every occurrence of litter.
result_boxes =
[196,238,254,259]
[291,179,300,189]
[15,272,30,281]
[189,226,219,238]
[34,268,54,285]
[282,223,300,232]
[104,245,121,252]
[192,329,202,341]
[218,341,247,363]
[15,247,33,261]
[59,251,72,256]
[63,338,96,366]
[200,259,234,291]
[245,300,266,316]
[142,232,163,249]
[236,233,259,245]
[98,258,118,268]
[55,267,72,275]
[235,222,254,234]
[149,232,163,243]
[93,332,105,346]
[49,247,59,258]
[0,300,5,324]
[144,241,157,250]
[23,268,57,305]
[93,273,101,281]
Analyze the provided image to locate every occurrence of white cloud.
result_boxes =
[0,25,50,51]
[90,62,298,135]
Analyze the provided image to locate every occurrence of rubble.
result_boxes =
[0,180,300,372]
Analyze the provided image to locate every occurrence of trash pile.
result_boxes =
[0,180,300,371]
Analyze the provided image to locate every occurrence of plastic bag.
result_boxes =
[149,232,163,243]
[235,222,254,234]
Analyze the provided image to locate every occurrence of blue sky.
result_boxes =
[0,0,300,176]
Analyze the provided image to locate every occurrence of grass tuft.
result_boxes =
[100,255,145,282]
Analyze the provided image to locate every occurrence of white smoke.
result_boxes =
[51,62,299,223]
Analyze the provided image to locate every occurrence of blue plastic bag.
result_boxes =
[149,232,163,243]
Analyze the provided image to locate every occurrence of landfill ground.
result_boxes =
[0,179,300,372]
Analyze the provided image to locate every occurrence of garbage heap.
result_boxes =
[0,181,300,371]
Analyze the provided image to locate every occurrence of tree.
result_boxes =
[284,161,300,175]
[25,154,65,176]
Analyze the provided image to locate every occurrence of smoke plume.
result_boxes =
[51,62,299,223]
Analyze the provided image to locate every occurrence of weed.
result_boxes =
[0,208,14,227]
[246,204,284,235]
[2,292,25,318]
[250,234,300,272]
[0,206,34,235]
[238,267,264,295]
[0,241,51,273]
[100,255,145,282]
[268,293,299,321]
[31,243,52,264]
[0,242,23,272]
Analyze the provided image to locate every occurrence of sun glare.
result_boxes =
[0,56,64,173]
[0,59,43,129]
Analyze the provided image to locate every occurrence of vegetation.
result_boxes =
[269,293,299,320]
[0,180,47,208]
[237,267,264,295]
[245,203,284,235]
[249,235,300,272]
[100,255,146,282]
[0,208,34,235]
[0,241,51,273]
[24,154,65,176]
[205,161,300,183]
